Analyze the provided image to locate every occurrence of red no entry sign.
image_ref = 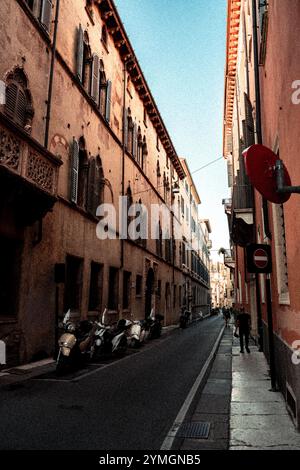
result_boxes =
[246,244,272,273]
[253,248,269,269]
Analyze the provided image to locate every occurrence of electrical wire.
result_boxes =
[131,156,224,197]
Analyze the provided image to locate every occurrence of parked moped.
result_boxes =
[56,310,96,374]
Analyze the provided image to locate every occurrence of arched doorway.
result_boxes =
[145,268,154,318]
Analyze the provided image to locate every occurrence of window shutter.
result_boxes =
[70,138,79,203]
[5,83,18,119]
[87,158,96,215]
[76,25,84,82]
[15,90,27,127]
[91,54,100,103]
[244,93,255,147]
[123,107,128,148]
[105,80,112,123]
[132,122,137,159]
[40,0,52,32]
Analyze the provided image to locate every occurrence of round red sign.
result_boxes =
[253,248,269,269]
[242,144,291,204]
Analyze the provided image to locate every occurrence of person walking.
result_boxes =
[236,307,251,353]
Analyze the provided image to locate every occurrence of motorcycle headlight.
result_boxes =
[67,323,76,333]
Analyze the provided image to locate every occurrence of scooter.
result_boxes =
[91,309,130,359]
[127,320,145,348]
[144,309,164,340]
[56,310,96,374]
[179,308,191,329]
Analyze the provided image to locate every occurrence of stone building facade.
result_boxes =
[0,0,211,366]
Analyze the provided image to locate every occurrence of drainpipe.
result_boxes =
[44,0,60,149]
[252,0,276,390]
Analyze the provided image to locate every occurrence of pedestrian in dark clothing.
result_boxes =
[236,307,251,353]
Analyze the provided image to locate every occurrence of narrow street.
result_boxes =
[0,317,222,450]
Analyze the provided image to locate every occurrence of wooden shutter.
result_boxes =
[5,83,18,120]
[91,54,100,103]
[40,0,52,32]
[244,93,255,147]
[76,25,84,82]
[132,122,137,159]
[87,158,96,214]
[123,107,128,148]
[105,80,112,123]
[70,138,79,203]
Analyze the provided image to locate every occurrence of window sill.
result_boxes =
[0,318,18,324]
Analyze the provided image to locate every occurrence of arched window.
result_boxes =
[76,26,92,93]
[5,67,34,132]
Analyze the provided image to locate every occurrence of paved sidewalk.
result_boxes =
[180,326,233,450]
[230,338,300,450]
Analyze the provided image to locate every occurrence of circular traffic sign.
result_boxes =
[242,144,291,204]
[253,248,269,269]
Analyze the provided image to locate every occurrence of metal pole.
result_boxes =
[44,0,60,149]
[54,285,59,359]
[265,275,277,390]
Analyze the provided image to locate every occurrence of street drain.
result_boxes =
[176,422,210,439]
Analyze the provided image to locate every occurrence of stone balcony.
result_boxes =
[0,113,62,225]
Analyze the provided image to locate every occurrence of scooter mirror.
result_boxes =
[63,309,71,325]
[101,308,107,326]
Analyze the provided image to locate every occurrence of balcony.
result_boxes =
[223,249,235,270]
[0,113,62,225]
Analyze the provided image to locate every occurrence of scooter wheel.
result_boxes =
[115,336,127,357]
[56,356,70,375]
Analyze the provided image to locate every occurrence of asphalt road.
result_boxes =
[0,316,223,450]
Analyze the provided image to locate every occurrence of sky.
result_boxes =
[114,0,230,259]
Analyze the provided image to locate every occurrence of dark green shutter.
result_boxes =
[105,80,112,123]
[91,54,100,103]
[132,122,137,159]
[123,107,128,148]
[76,25,84,82]
[87,158,96,215]
[70,138,79,203]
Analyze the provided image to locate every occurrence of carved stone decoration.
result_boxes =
[0,128,20,170]
[26,152,54,194]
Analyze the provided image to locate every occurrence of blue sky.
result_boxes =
[114,0,230,256]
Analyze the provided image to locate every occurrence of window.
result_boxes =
[173,285,177,308]
[24,0,52,32]
[123,271,131,309]
[156,134,160,151]
[0,238,22,316]
[136,275,142,297]
[87,155,104,216]
[141,137,147,171]
[64,255,83,312]
[272,203,290,304]
[181,196,184,217]
[76,26,92,94]
[156,221,163,257]
[5,67,34,132]
[143,107,147,126]
[88,262,103,311]
[108,267,119,310]
[157,280,161,298]
[101,25,108,48]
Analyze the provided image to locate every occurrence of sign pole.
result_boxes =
[265,274,277,391]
